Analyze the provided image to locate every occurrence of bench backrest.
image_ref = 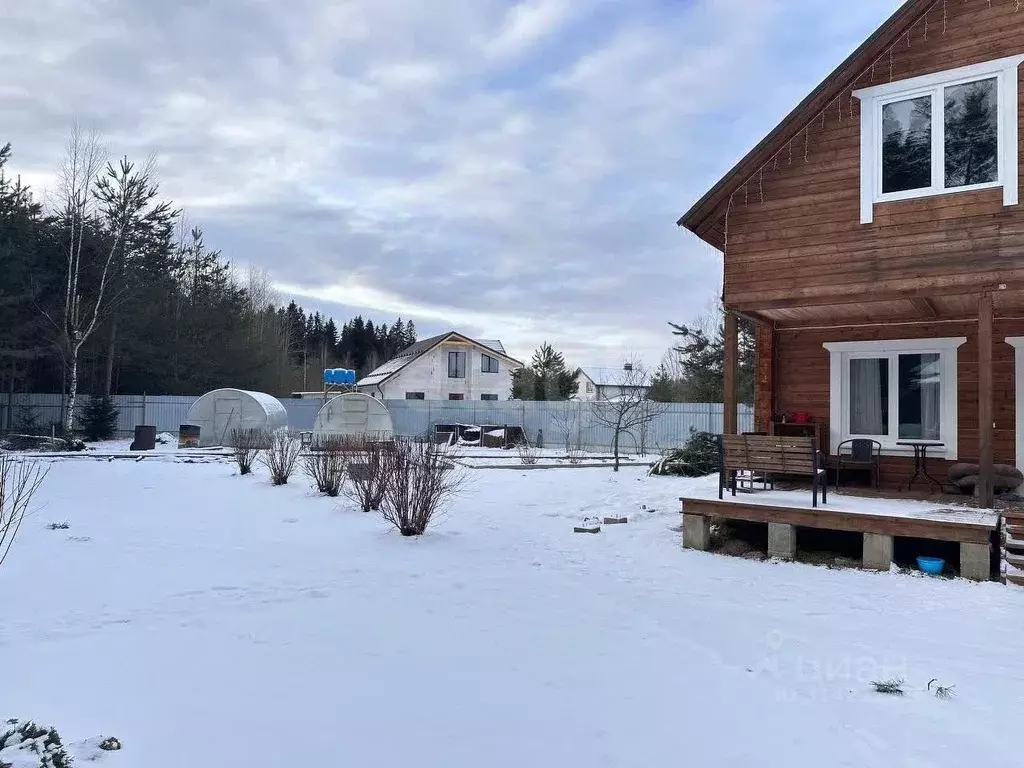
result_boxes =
[721,434,819,475]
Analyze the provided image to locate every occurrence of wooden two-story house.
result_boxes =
[680,0,1024,506]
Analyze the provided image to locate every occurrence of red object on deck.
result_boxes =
[792,411,810,424]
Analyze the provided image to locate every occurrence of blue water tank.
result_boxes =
[323,368,357,385]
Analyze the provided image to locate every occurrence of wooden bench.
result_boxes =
[720,434,828,507]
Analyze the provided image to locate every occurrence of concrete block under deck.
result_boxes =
[768,522,796,560]
[862,533,893,571]
[960,542,992,582]
[682,513,711,551]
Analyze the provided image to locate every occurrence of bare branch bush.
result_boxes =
[1,453,48,568]
[260,429,302,485]
[230,428,267,476]
[303,436,345,497]
[379,439,464,536]
[339,434,390,512]
[550,404,582,453]
[566,447,586,465]
[590,358,665,471]
[516,441,539,465]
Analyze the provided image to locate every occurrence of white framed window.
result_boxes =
[481,354,499,373]
[854,54,1024,224]
[824,337,966,458]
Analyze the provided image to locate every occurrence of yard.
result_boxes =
[1,455,1021,767]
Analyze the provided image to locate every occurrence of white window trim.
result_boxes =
[824,337,967,459]
[1007,336,1024,467]
[854,53,1024,224]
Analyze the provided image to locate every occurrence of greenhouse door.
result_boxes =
[214,397,242,445]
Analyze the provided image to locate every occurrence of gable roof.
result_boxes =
[576,367,651,388]
[678,0,928,250]
[356,332,523,388]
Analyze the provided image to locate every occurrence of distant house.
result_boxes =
[356,332,523,401]
[574,364,651,402]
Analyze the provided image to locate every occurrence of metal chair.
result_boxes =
[834,439,882,490]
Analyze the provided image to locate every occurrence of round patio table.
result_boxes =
[896,440,945,490]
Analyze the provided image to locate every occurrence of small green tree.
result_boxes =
[80,395,119,441]
[511,342,578,400]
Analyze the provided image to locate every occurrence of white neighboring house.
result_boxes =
[574,364,652,402]
[356,332,523,401]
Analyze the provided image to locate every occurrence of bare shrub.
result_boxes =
[339,434,390,512]
[516,441,539,465]
[379,439,464,536]
[230,428,267,476]
[1,453,48,568]
[566,447,586,465]
[303,437,345,497]
[260,429,302,485]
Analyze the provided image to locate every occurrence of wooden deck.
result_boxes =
[680,488,1000,580]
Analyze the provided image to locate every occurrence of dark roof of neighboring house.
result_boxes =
[678,0,928,249]
[356,332,523,388]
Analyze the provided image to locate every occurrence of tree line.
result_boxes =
[0,133,417,422]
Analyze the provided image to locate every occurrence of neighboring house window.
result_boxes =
[480,393,498,401]
[481,354,499,373]
[448,351,466,378]
[854,54,1023,223]
[586,382,595,393]
[405,392,425,400]
[448,393,464,401]
[824,338,966,458]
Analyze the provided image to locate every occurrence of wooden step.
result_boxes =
[1005,552,1024,569]
[1005,571,1024,587]
[1004,534,1024,550]
[1002,511,1024,524]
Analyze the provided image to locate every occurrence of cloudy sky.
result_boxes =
[3,0,901,366]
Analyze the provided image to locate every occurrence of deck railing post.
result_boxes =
[724,311,739,436]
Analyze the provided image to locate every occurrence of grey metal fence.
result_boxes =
[0,393,752,450]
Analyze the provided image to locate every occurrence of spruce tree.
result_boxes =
[81,395,119,441]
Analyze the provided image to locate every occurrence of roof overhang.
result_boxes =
[677,0,927,251]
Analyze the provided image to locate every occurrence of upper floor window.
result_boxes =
[855,54,1023,224]
[586,382,595,393]
[448,351,466,379]
[481,354,499,374]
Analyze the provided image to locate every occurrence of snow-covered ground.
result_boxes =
[2,459,1022,767]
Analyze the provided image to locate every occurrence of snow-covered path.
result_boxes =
[1,460,1021,767]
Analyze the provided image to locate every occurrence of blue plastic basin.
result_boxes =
[917,556,945,575]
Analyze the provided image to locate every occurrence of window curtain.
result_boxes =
[850,358,886,435]
[918,353,941,440]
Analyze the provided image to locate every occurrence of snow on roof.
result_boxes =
[356,355,412,387]
[477,339,506,354]
[577,367,651,388]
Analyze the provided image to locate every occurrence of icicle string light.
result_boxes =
[710,0,1024,228]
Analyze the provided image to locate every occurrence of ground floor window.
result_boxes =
[480,394,498,401]
[448,393,464,401]
[824,337,965,457]
[405,392,425,400]
[1007,337,1024,466]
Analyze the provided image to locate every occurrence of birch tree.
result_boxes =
[51,127,171,434]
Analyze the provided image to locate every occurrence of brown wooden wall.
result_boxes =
[755,319,1023,487]
[722,0,1024,310]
